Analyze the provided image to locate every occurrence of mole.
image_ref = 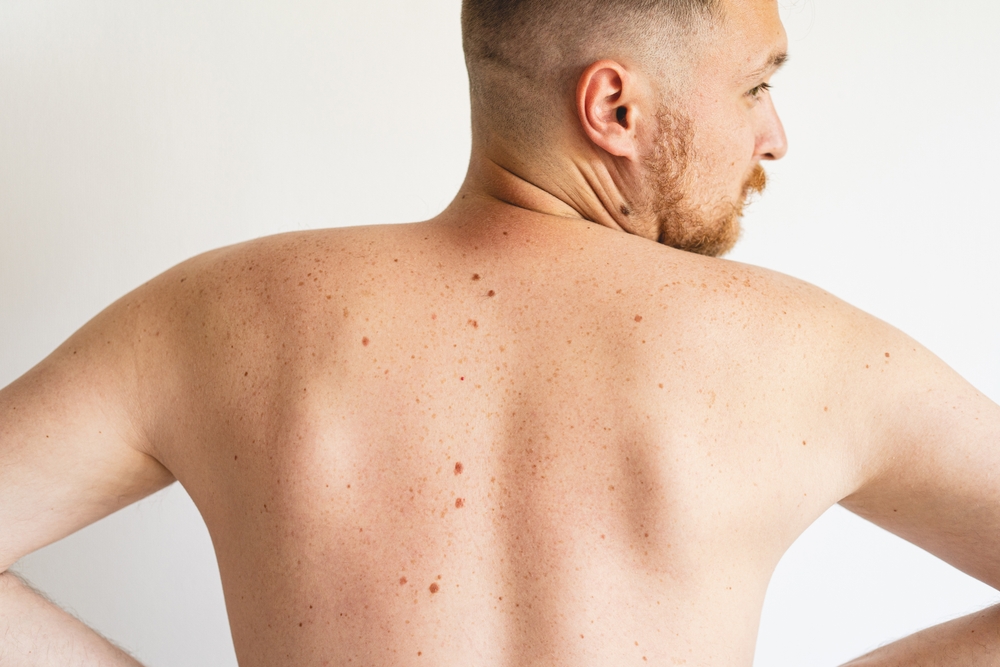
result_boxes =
[487,290,496,297]
[429,583,440,594]
[620,204,631,216]
[362,337,370,346]
[468,319,479,328]
[454,462,464,475]
[472,274,481,281]
[455,498,465,509]
[634,315,643,323]
[399,577,408,586]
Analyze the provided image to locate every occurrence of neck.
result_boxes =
[443,141,659,242]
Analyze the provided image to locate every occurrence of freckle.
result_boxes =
[418,652,422,656]
[634,315,643,323]
[803,441,807,446]
[608,485,615,491]
[298,282,304,287]
[824,406,829,412]
[455,498,465,508]
[468,319,478,328]
[326,294,332,300]
[343,308,349,318]
[455,462,464,475]
[234,455,238,461]
[472,274,481,281]
[885,352,891,358]
[400,577,407,585]
[488,290,496,297]
[601,534,606,539]
[244,371,249,376]
[362,337,370,346]
[429,583,440,594]
[658,383,664,389]
[431,313,437,320]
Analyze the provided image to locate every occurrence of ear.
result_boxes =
[576,60,643,161]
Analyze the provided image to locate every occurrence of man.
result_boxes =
[1,0,998,665]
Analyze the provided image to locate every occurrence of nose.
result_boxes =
[756,95,788,161]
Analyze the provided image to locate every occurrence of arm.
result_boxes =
[836,324,1000,665]
[840,605,1000,666]
[0,292,175,664]
[0,572,145,667]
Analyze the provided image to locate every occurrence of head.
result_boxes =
[461,0,788,256]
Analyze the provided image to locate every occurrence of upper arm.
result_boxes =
[0,292,176,573]
[839,325,1000,590]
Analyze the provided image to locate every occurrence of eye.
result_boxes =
[747,82,772,100]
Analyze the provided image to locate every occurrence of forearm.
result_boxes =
[0,571,144,666]
[843,604,1000,666]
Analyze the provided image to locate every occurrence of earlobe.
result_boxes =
[577,60,641,160]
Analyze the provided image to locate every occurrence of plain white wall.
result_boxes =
[1,1,997,665]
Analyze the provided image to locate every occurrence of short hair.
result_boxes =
[461,0,720,146]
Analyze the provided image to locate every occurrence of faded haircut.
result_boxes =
[462,0,720,146]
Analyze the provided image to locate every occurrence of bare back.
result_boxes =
[3,209,998,667]
[143,214,891,665]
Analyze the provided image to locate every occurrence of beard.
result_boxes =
[636,106,767,258]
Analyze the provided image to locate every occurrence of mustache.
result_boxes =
[743,164,768,197]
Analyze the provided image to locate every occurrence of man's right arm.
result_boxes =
[826,303,1000,665]
[0,289,176,664]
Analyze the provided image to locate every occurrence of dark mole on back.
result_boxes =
[429,583,440,594]
[472,274,481,281]
[454,462,464,475]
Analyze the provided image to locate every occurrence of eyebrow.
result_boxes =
[746,50,789,80]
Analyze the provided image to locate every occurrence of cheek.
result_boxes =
[687,102,751,164]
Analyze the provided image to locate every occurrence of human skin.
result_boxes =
[2,1,1000,666]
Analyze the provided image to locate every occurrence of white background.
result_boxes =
[1,1,998,665]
